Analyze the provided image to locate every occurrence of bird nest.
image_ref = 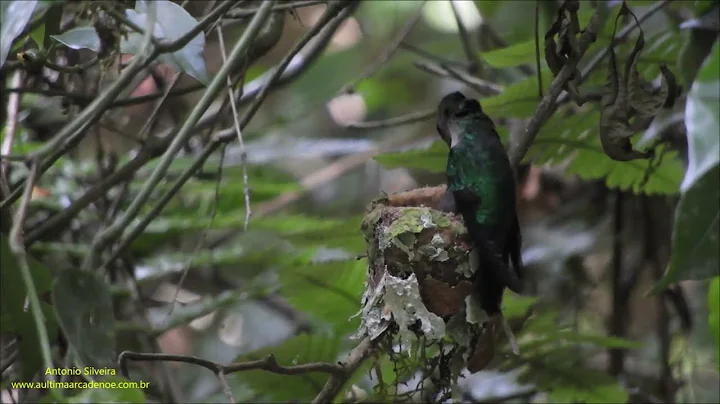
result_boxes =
[353,186,499,384]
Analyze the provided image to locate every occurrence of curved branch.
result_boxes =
[118,336,375,404]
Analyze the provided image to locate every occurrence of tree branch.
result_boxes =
[82,1,277,271]
[97,2,359,268]
[509,7,602,170]
[22,1,355,248]
[118,336,375,404]
[510,0,670,169]
[312,337,375,404]
[339,0,427,94]
[224,0,326,19]
[8,161,61,402]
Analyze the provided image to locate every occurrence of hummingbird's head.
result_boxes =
[436,92,482,147]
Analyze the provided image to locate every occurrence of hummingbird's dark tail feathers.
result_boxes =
[471,230,523,294]
[507,215,524,281]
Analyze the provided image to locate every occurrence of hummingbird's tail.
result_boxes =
[471,231,524,294]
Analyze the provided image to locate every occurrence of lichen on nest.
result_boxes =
[353,186,497,381]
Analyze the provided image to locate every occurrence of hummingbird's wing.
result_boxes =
[452,188,523,294]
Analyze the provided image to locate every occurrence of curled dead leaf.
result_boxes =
[418,276,474,318]
[599,2,681,161]
[544,0,586,105]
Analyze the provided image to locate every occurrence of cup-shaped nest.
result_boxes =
[354,186,495,375]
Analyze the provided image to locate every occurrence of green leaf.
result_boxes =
[709,276,720,369]
[516,352,629,403]
[52,269,117,367]
[356,78,414,113]
[0,233,56,380]
[280,259,365,333]
[30,21,45,49]
[373,140,448,172]
[548,374,628,404]
[482,69,554,118]
[51,26,101,51]
[39,1,63,49]
[681,40,719,192]
[650,165,720,293]
[481,39,537,68]
[0,0,38,67]
[502,292,536,319]
[504,314,631,404]
[122,0,209,85]
[530,110,684,194]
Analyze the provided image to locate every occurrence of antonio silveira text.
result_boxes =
[45,367,116,376]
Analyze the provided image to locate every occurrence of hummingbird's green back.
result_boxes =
[446,117,516,241]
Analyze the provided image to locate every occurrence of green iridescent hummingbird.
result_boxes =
[436,91,524,354]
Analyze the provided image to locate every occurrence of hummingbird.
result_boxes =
[436,91,524,356]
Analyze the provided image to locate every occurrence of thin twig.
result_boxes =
[24,137,174,245]
[312,337,375,403]
[4,85,205,109]
[119,350,340,378]
[101,5,162,48]
[225,0,326,18]
[571,0,670,94]
[509,8,602,170]
[399,42,467,68]
[100,130,225,271]
[510,0,670,169]
[217,27,251,231]
[1,5,159,209]
[216,371,235,404]
[238,2,354,129]
[448,0,480,72]
[344,109,434,130]
[414,60,503,96]
[1,70,23,195]
[156,0,239,53]
[101,4,357,259]
[100,2,358,270]
[165,143,226,318]
[83,1,277,271]
[1,2,246,209]
[119,337,375,403]
[23,1,353,247]
[535,0,543,98]
[339,1,427,94]
[8,161,60,401]
[135,72,183,142]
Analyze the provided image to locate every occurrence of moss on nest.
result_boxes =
[354,186,496,379]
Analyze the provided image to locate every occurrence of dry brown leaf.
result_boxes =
[599,2,680,161]
[544,0,586,105]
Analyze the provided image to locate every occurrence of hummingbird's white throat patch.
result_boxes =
[448,123,463,148]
